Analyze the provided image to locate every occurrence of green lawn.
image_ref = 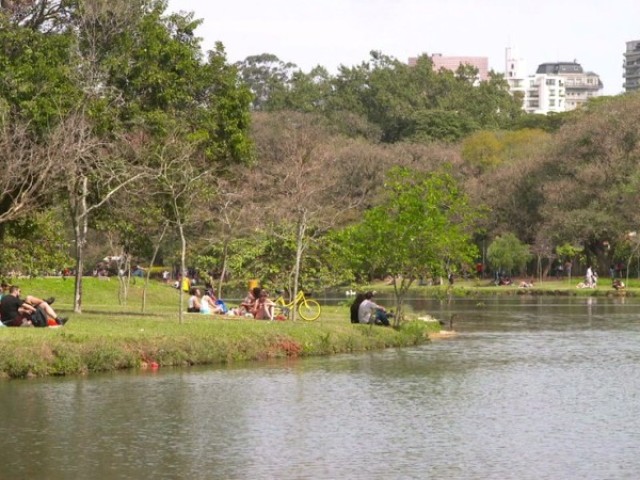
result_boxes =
[4,274,629,379]
[0,277,436,379]
[364,276,640,298]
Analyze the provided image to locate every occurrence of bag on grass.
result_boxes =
[215,299,228,314]
[29,308,49,328]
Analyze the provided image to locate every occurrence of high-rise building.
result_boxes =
[623,40,640,92]
[505,48,564,114]
[536,62,602,110]
[504,48,602,114]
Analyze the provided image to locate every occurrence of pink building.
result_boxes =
[408,54,489,82]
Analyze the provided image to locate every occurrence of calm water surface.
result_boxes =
[1,296,640,479]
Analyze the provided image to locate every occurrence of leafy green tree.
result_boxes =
[408,109,477,143]
[461,131,503,172]
[0,19,78,131]
[282,66,332,112]
[555,243,584,281]
[328,52,522,143]
[340,167,479,324]
[487,233,531,276]
[236,53,297,111]
[530,94,640,271]
[0,208,71,277]
[513,111,572,133]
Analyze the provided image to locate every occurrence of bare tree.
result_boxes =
[53,112,146,313]
[250,112,368,319]
[1,0,74,32]
[0,121,58,224]
[203,172,260,298]
[154,133,213,324]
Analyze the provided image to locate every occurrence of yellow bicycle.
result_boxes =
[273,290,321,321]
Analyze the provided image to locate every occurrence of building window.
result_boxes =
[546,79,556,85]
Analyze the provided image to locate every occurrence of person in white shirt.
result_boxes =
[358,291,389,326]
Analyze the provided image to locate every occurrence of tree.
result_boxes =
[0,121,60,225]
[153,132,213,324]
[530,94,640,270]
[328,52,523,143]
[487,233,531,277]
[0,207,70,276]
[0,0,74,31]
[341,167,479,325]
[55,112,146,313]
[249,112,368,318]
[236,53,298,111]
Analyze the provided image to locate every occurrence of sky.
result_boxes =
[167,0,640,96]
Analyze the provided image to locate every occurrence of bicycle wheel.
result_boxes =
[297,299,321,321]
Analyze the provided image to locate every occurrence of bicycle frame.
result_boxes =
[273,291,321,321]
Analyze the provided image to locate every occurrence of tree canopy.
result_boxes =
[337,167,479,323]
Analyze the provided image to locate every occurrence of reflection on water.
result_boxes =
[1,297,640,479]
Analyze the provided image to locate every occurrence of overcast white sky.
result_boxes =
[168,0,639,95]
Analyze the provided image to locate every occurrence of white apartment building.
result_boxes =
[525,74,566,114]
[505,48,602,114]
[505,48,564,114]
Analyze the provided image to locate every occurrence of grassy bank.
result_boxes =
[367,277,640,298]
[0,278,437,379]
[5,275,629,379]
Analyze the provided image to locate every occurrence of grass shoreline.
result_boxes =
[1,276,634,379]
[0,278,438,379]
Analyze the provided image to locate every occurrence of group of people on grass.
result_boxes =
[187,286,278,321]
[0,282,68,328]
[350,291,392,326]
[187,287,226,315]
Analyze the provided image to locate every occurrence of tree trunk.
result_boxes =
[117,254,130,306]
[291,211,307,322]
[391,276,411,327]
[142,223,168,313]
[72,176,89,314]
[178,220,187,324]
[217,238,229,299]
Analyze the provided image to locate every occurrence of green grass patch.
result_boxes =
[0,277,434,379]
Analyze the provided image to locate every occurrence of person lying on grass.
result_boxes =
[0,285,67,327]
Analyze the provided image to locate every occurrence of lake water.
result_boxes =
[1,296,639,479]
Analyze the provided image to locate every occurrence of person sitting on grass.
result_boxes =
[350,292,366,324]
[612,279,626,290]
[187,288,201,313]
[358,291,390,326]
[0,285,67,327]
[252,289,276,320]
[230,286,262,317]
[199,289,224,315]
